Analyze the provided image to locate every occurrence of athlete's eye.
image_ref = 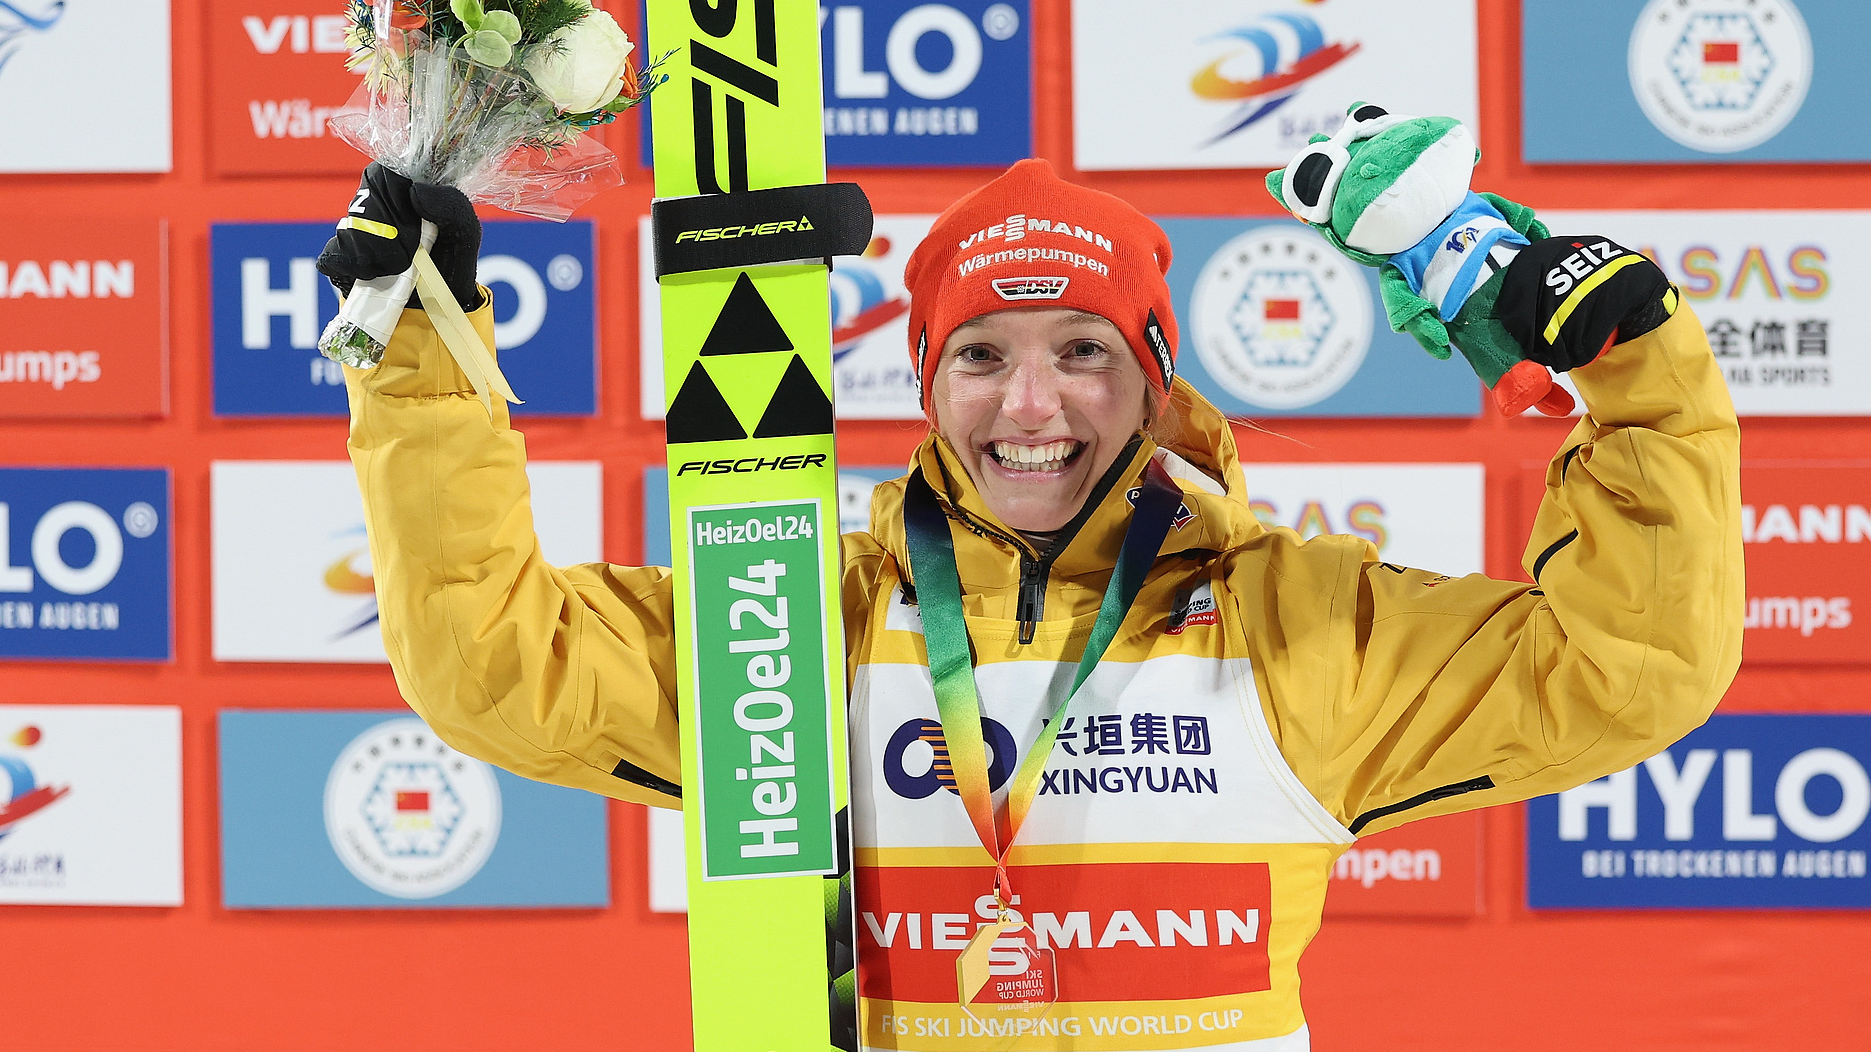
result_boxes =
[956,344,995,363]
[1067,340,1106,358]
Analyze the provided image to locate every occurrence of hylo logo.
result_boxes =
[0,498,158,611]
[240,247,577,386]
[1562,746,1870,845]
[819,3,1017,138]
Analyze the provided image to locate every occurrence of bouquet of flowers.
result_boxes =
[318,0,666,385]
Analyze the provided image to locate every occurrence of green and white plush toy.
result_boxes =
[1267,102,1575,416]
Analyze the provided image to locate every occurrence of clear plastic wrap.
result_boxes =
[317,0,655,369]
[328,41,623,223]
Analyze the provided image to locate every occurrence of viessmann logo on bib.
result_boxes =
[856,861,1272,1003]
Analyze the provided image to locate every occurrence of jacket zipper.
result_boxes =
[932,437,1147,647]
[1017,553,1046,645]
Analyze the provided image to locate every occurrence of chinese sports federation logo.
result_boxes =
[324,718,501,899]
[1189,11,1359,147]
[1628,0,1812,153]
[1189,226,1372,410]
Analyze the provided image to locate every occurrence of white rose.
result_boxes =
[523,9,636,113]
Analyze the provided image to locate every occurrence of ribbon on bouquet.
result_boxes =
[409,240,520,418]
[322,218,521,418]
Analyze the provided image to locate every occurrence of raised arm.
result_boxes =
[1292,295,1741,836]
[329,169,683,807]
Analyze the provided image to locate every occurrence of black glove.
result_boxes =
[315,162,484,311]
[1497,235,1674,372]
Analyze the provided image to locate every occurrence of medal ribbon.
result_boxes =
[903,455,1182,910]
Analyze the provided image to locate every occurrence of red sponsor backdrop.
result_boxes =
[0,220,168,418]
[2,1,1870,1050]
[1324,812,1482,917]
[1520,461,1871,665]
[206,0,368,175]
[1736,463,1871,662]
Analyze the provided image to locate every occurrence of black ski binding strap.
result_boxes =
[652,182,874,278]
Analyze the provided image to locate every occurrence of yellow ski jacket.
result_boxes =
[344,299,1741,838]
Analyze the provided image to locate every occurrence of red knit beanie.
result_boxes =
[902,159,1178,414]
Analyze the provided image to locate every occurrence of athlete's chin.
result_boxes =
[978,461,1089,533]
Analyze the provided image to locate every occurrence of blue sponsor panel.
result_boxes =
[1524,0,1871,161]
[219,710,609,908]
[0,468,170,661]
[641,0,1031,168]
[211,220,597,417]
[642,464,903,565]
[1159,218,1480,419]
[1528,714,1871,909]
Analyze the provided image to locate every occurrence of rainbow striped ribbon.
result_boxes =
[902,456,1182,907]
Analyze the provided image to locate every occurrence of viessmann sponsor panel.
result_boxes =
[212,461,600,663]
[0,705,183,906]
[1072,0,1477,171]
[1518,461,1868,665]
[0,221,168,418]
[1529,715,1871,908]
[211,220,597,416]
[1735,464,1871,663]
[0,469,171,662]
[1324,812,1483,917]
[220,710,608,907]
[206,0,367,175]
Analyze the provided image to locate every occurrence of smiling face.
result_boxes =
[930,308,1151,534]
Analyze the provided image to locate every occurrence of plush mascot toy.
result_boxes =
[1266,102,1664,417]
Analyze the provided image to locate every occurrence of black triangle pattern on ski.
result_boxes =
[666,361,747,444]
[700,272,794,357]
[752,354,834,438]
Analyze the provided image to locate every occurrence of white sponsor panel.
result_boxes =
[212,461,602,662]
[1542,210,1870,416]
[0,1,171,172]
[648,805,687,912]
[1071,0,1477,171]
[0,705,181,905]
[641,214,930,420]
[1242,464,1484,576]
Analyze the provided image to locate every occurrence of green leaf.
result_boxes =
[461,28,512,66]
[450,0,485,31]
[481,9,521,43]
